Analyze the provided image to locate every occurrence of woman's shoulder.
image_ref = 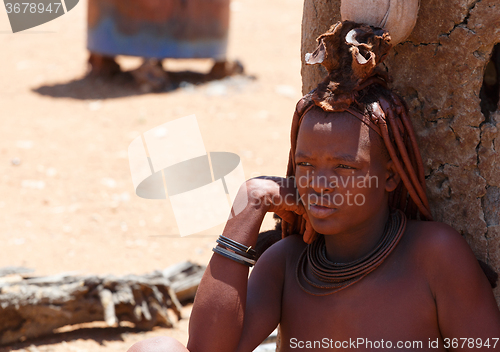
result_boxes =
[255,233,306,269]
[402,219,489,289]
[404,219,468,256]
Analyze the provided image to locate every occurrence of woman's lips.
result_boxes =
[308,204,337,219]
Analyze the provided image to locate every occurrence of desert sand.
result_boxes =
[0,0,304,350]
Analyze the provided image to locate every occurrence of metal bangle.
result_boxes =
[212,246,255,267]
[215,246,256,265]
[216,238,256,260]
[219,235,256,256]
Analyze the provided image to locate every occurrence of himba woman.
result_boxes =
[128,3,500,352]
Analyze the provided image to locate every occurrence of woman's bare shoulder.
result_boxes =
[259,233,306,259]
[403,219,493,294]
[403,221,500,335]
[254,234,306,273]
[404,219,470,258]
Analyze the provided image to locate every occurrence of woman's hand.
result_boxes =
[246,176,314,242]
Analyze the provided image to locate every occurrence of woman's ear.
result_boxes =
[385,160,401,192]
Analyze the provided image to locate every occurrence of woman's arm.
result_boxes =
[187,177,305,352]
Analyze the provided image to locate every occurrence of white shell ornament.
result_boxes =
[340,0,420,44]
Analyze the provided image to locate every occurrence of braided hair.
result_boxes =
[281,21,433,244]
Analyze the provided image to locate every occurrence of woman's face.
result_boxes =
[294,107,397,236]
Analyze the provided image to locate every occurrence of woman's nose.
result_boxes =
[309,170,335,193]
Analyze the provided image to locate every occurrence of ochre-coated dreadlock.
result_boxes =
[281,21,433,244]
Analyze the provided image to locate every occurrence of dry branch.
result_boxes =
[0,261,205,345]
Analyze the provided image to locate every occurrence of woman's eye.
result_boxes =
[297,162,312,167]
[337,164,354,169]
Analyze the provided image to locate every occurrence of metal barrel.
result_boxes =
[87,0,230,60]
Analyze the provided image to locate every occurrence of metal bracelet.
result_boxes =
[216,238,256,260]
[215,246,256,265]
[212,246,255,267]
[219,235,256,256]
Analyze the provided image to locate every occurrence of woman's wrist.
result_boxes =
[244,178,278,213]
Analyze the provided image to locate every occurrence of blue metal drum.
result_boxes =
[87,0,230,60]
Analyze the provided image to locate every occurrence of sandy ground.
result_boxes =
[0,0,304,350]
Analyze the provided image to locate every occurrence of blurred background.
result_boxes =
[0,0,303,350]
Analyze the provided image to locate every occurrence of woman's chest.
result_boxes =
[278,258,442,351]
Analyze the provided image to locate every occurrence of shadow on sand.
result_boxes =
[32,68,254,101]
[0,325,147,351]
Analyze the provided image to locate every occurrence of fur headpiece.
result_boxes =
[305,21,392,111]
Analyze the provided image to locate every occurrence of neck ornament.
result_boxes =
[296,210,407,296]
